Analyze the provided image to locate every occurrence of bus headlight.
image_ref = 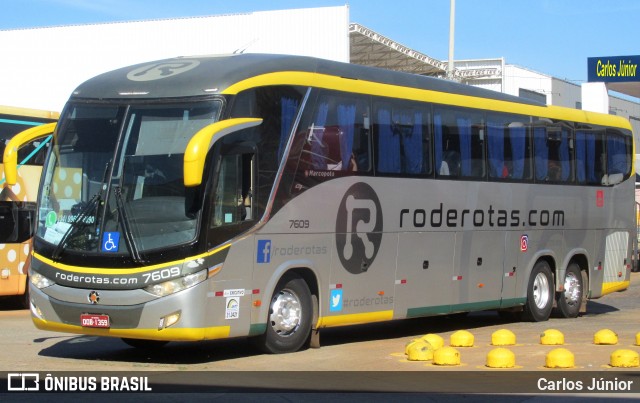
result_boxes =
[144,269,207,297]
[30,271,55,289]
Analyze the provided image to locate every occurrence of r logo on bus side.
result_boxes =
[335,182,383,275]
[520,235,529,252]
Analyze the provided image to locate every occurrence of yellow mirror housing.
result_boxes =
[3,122,56,186]
[183,118,262,187]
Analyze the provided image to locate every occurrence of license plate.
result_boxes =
[80,314,110,328]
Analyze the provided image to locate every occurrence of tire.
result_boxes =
[121,338,169,349]
[521,260,554,322]
[554,263,583,318]
[257,274,313,354]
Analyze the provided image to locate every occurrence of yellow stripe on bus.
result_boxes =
[316,310,394,328]
[32,242,230,275]
[32,317,231,341]
[221,71,632,130]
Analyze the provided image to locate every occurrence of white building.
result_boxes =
[0,6,349,111]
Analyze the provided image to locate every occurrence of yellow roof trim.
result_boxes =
[222,71,632,130]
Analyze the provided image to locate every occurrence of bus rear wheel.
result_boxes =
[554,263,583,318]
[521,260,554,322]
[258,274,312,354]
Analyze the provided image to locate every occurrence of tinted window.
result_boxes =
[374,100,431,176]
[486,114,532,181]
[434,107,485,179]
[575,130,604,185]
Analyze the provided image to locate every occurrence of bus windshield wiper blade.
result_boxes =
[51,193,100,261]
[51,159,111,261]
[113,185,145,264]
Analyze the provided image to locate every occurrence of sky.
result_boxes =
[1,0,639,83]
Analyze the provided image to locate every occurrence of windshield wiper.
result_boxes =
[51,193,101,261]
[113,185,145,264]
[51,159,111,261]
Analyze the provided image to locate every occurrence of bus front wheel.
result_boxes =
[522,260,554,322]
[554,263,583,318]
[258,274,312,354]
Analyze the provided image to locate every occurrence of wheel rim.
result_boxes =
[269,289,302,336]
[533,271,551,309]
[563,271,581,306]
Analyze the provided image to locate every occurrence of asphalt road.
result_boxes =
[2,273,640,400]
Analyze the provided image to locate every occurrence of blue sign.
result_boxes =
[256,240,271,263]
[588,55,640,83]
[102,232,120,253]
[330,289,343,312]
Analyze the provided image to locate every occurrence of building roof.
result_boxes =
[349,23,501,81]
[349,23,448,77]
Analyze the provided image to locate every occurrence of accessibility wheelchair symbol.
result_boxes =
[102,232,120,252]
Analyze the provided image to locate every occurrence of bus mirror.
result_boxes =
[2,122,56,186]
[183,118,262,187]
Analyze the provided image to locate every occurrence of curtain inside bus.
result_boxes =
[457,116,472,176]
[278,97,299,164]
[337,104,356,169]
[376,107,423,174]
[534,127,548,181]
[607,133,630,176]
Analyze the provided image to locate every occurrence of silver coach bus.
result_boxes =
[19,54,634,353]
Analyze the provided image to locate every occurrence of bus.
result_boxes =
[1,106,57,308]
[21,54,634,353]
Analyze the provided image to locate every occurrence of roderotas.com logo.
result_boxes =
[335,182,383,275]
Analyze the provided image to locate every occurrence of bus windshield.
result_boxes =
[37,101,222,257]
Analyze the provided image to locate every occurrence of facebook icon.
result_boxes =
[257,240,271,263]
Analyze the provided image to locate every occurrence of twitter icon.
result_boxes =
[329,289,343,312]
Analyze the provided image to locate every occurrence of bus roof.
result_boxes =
[72,53,538,105]
[70,53,631,131]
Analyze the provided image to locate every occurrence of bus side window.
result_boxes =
[300,92,371,174]
[606,131,631,178]
[576,130,605,185]
[435,107,484,179]
[211,151,255,227]
[374,100,431,176]
[486,114,532,181]
[434,111,455,177]
[534,126,573,183]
